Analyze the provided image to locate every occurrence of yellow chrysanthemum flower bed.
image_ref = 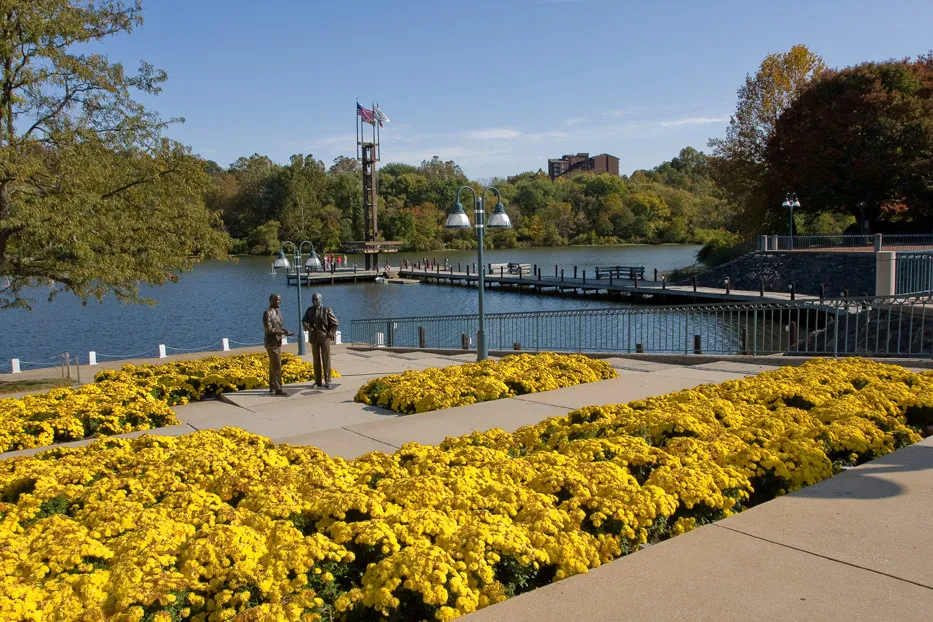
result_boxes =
[0,358,929,621]
[95,352,339,406]
[355,353,618,413]
[0,353,336,453]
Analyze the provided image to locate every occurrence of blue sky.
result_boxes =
[98,0,933,179]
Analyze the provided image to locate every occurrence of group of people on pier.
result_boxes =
[306,254,349,272]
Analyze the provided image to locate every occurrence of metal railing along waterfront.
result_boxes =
[350,294,933,358]
[771,233,933,252]
[896,251,933,295]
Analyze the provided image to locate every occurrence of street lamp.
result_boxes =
[273,250,290,270]
[782,193,800,241]
[857,200,867,234]
[446,185,512,361]
[273,240,321,356]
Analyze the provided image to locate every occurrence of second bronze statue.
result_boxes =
[302,293,339,388]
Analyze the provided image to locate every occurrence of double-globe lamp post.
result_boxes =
[273,240,322,356]
[445,186,512,361]
[782,193,800,242]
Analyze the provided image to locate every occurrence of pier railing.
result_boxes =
[896,251,933,295]
[770,233,933,252]
[350,294,933,357]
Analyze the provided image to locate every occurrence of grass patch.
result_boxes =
[0,378,75,395]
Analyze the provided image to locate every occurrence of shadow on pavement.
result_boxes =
[790,444,932,500]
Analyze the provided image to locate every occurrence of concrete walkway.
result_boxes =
[1,348,764,460]
[182,352,762,458]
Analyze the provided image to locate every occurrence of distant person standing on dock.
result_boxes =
[302,293,339,388]
[263,294,293,396]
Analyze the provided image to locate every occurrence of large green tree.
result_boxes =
[0,0,229,309]
[276,154,328,242]
[709,44,825,233]
[327,156,362,240]
[765,54,933,230]
[224,154,280,238]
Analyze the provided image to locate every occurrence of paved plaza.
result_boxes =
[2,346,931,620]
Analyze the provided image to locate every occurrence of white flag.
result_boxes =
[374,106,390,123]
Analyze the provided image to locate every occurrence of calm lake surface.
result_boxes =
[1,245,700,372]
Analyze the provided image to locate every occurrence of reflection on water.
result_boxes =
[0,245,699,371]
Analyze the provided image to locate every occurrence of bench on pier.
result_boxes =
[490,262,531,276]
[595,266,645,280]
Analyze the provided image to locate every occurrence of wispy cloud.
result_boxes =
[292,112,728,179]
[659,116,729,127]
[305,133,357,147]
[466,128,523,140]
[390,146,511,164]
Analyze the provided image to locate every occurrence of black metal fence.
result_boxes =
[771,233,933,252]
[896,251,933,295]
[350,294,933,357]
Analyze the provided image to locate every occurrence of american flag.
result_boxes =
[357,103,375,125]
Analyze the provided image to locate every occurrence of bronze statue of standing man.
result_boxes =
[263,294,294,396]
[303,293,338,388]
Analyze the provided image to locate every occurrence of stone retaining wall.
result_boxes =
[685,252,876,297]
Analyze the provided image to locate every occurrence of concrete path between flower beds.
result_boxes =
[0,348,767,460]
[465,435,933,622]
[252,352,759,459]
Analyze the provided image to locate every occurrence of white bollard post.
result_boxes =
[88,351,98,366]
[158,344,167,358]
[11,358,21,374]
[375,332,385,348]
[875,251,897,296]
[282,335,288,345]
[335,330,342,345]
[758,234,769,252]
[222,338,230,351]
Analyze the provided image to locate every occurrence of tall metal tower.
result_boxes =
[346,101,400,270]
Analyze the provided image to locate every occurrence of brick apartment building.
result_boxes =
[547,152,619,180]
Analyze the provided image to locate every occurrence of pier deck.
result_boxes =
[399,268,819,304]
[285,269,381,285]
[284,266,824,305]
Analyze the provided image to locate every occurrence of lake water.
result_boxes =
[0,245,700,372]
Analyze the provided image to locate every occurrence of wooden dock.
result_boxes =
[282,265,821,305]
[398,268,819,304]
[285,269,381,285]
